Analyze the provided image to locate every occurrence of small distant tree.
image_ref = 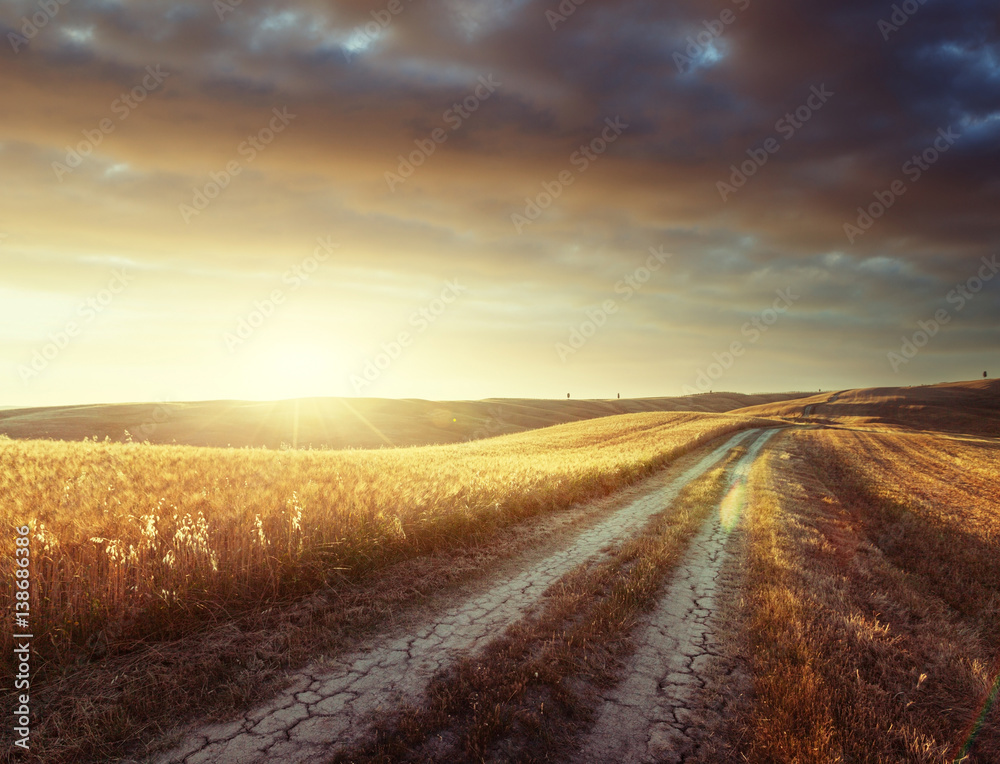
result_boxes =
[567,393,570,399]
[985,371,989,378]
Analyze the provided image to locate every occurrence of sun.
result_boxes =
[239,338,348,400]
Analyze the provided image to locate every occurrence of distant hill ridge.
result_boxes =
[0,392,809,449]
[734,379,1000,437]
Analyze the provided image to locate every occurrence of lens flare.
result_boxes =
[952,668,1000,762]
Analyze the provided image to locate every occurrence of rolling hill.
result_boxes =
[0,391,810,449]
[732,379,1000,436]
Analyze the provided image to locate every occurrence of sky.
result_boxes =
[2,0,999,406]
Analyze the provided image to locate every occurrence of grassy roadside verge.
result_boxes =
[736,429,1000,763]
[736,437,842,762]
[334,444,749,763]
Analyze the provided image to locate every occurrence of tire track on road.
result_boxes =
[151,429,763,764]
[577,429,778,764]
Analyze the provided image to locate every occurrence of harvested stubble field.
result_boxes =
[0,410,772,763]
[737,426,1000,763]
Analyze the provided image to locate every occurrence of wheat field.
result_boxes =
[0,411,769,674]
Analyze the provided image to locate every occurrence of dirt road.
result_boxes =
[577,428,777,763]
[151,428,773,764]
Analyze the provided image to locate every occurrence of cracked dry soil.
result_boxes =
[151,428,766,764]
[578,428,777,764]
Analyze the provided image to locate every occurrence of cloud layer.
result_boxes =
[2,0,998,404]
